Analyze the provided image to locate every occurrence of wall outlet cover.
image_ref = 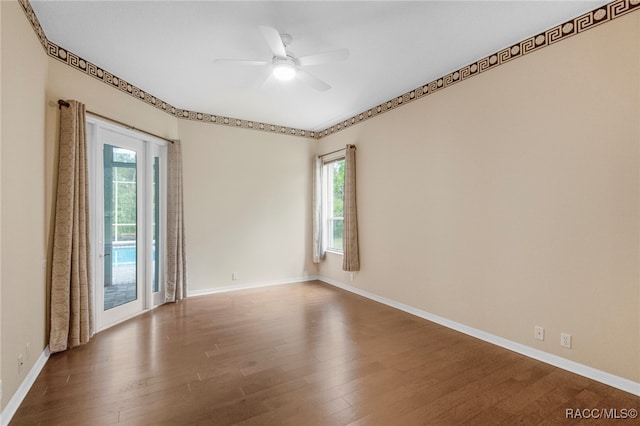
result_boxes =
[534,326,544,341]
[561,333,572,349]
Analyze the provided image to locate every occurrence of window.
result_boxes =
[324,158,345,252]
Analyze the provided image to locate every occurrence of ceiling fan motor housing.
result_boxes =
[272,56,297,80]
[279,33,293,47]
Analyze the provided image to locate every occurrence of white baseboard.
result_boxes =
[1,346,51,426]
[187,275,320,297]
[319,276,640,397]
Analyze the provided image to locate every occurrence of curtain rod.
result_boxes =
[319,147,346,158]
[58,99,175,144]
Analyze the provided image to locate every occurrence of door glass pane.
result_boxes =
[152,156,160,293]
[104,144,137,310]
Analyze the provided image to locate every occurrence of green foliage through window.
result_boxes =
[327,159,345,251]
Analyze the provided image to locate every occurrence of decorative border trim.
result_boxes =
[17,0,317,139]
[17,0,640,139]
[16,0,47,51]
[0,346,51,426]
[319,276,640,397]
[317,0,640,138]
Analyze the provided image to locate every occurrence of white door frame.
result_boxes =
[87,116,167,331]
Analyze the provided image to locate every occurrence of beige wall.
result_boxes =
[178,120,317,292]
[46,60,318,296]
[1,0,181,410]
[2,0,639,411]
[1,0,48,410]
[44,57,180,296]
[2,0,316,408]
[318,12,640,382]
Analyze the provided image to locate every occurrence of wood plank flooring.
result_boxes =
[10,281,639,425]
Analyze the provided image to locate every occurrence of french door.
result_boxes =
[88,119,167,330]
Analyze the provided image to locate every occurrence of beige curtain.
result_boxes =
[166,139,187,302]
[49,100,93,353]
[343,144,360,271]
[312,155,325,263]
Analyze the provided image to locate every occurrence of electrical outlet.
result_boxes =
[232,272,239,281]
[26,342,31,361]
[349,273,354,281]
[561,333,572,348]
[18,354,24,374]
[534,326,544,341]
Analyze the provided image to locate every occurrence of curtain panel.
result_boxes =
[49,100,94,353]
[343,144,360,271]
[165,139,188,302]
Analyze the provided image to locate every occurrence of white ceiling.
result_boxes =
[31,0,609,132]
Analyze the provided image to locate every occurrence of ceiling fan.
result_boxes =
[214,26,349,91]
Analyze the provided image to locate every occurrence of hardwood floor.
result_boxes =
[10,281,639,425]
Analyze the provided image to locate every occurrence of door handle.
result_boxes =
[99,253,111,259]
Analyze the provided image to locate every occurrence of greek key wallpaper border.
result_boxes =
[17,0,317,139]
[318,0,640,138]
[18,0,640,140]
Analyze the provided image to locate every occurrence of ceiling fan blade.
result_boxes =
[213,59,269,66]
[259,26,287,58]
[259,71,277,91]
[297,48,349,66]
[297,69,331,92]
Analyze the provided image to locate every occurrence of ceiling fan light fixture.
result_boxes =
[273,62,297,81]
[218,26,341,90]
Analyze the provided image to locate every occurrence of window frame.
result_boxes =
[322,155,345,254]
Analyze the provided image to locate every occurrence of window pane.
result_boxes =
[326,158,345,252]
[114,173,136,241]
[152,157,160,293]
[104,144,137,311]
[112,147,136,163]
[332,160,344,217]
[331,218,343,251]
